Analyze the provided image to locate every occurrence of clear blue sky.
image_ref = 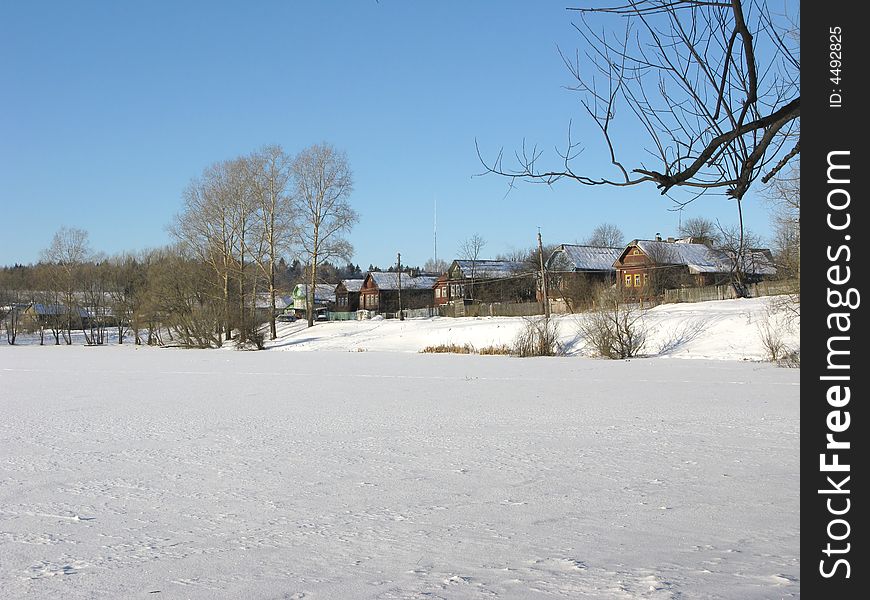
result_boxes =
[1,1,776,268]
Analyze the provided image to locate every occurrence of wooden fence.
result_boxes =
[439,301,571,318]
[663,279,798,304]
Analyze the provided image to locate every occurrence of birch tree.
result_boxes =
[292,143,357,327]
[249,145,295,340]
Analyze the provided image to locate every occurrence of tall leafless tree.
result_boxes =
[40,227,92,344]
[458,234,486,300]
[585,223,624,248]
[172,161,242,342]
[292,143,357,327]
[249,145,296,340]
[678,216,721,246]
[479,0,799,255]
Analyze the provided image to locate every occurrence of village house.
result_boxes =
[545,244,623,307]
[443,259,536,304]
[290,283,337,315]
[23,303,92,329]
[335,279,364,312]
[359,272,439,314]
[253,293,294,319]
[615,237,776,299]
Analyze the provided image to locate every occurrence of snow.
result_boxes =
[0,296,799,598]
[268,297,797,361]
[551,244,623,272]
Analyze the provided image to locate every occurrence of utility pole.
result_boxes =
[397,252,404,321]
[537,228,550,320]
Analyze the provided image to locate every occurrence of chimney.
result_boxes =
[655,233,662,242]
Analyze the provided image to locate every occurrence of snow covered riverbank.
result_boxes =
[0,347,799,599]
[268,296,798,361]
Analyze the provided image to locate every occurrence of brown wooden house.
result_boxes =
[443,260,536,304]
[335,279,364,312]
[433,274,450,306]
[615,238,776,299]
[545,244,623,307]
[359,272,439,313]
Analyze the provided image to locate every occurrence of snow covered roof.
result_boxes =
[735,250,778,276]
[633,240,776,276]
[30,303,89,317]
[340,279,364,292]
[635,240,727,273]
[450,260,532,279]
[293,284,337,302]
[254,294,293,310]
[367,272,439,290]
[548,244,622,272]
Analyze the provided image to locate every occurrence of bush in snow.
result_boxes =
[512,317,561,357]
[579,287,647,359]
[757,303,799,366]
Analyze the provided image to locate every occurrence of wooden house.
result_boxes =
[253,293,293,319]
[444,260,536,304]
[335,279,364,312]
[433,274,450,306]
[545,244,623,307]
[290,284,337,314]
[615,238,776,299]
[359,272,439,313]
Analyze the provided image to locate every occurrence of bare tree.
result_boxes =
[249,145,295,340]
[479,0,799,222]
[106,253,149,344]
[716,223,763,296]
[423,257,449,275]
[0,267,28,345]
[585,223,624,247]
[225,157,261,345]
[79,259,110,345]
[40,227,92,344]
[292,143,357,327]
[678,216,721,246]
[172,161,242,343]
[458,234,486,300]
[764,160,799,302]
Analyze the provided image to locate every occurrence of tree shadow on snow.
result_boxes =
[655,315,722,356]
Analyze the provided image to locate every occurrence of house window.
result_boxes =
[643,273,649,286]
[632,248,641,255]
[634,274,641,287]
[624,274,632,287]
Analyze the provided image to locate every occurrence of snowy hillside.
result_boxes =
[268,296,799,361]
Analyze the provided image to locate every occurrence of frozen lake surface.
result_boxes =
[0,346,799,599]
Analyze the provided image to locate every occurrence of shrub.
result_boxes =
[757,304,799,366]
[579,288,647,359]
[512,317,561,357]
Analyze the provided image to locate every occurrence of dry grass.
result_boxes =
[478,344,512,356]
[420,343,476,354]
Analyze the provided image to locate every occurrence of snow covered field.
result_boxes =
[0,343,799,599]
[267,297,798,362]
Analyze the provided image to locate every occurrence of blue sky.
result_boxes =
[1,1,778,268]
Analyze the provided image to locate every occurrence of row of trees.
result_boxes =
[0,143,359,347]
[172,143,357,337]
